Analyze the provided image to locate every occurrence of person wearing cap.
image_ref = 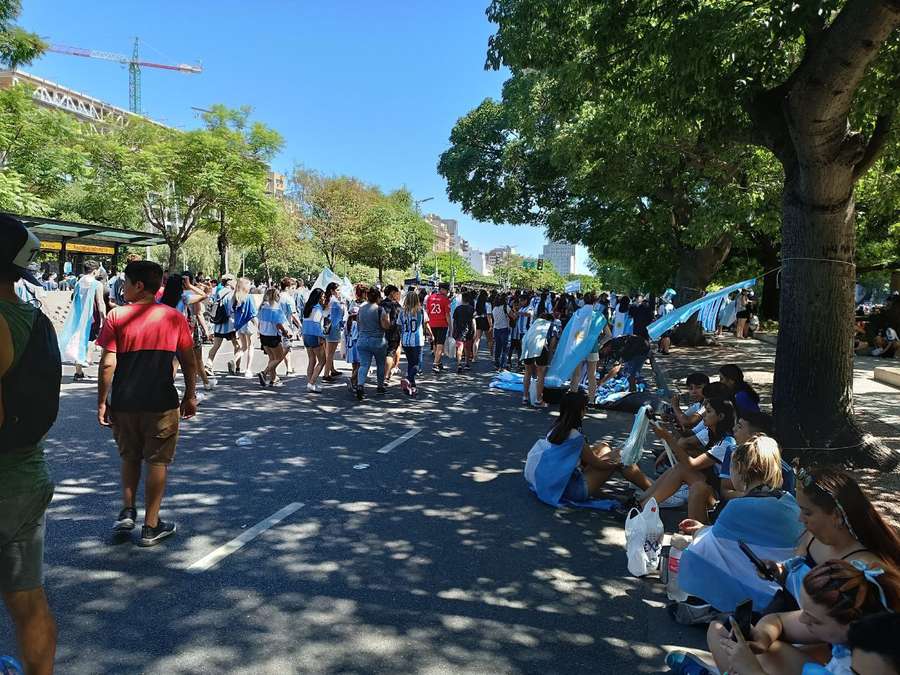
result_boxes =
[58,259,106,381]
[0,215,61,674]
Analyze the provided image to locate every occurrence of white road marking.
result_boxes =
[456,393,476,404]
[186,502,304,573]
[376,427,422,454]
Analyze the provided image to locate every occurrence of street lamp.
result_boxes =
[414,196,434,213]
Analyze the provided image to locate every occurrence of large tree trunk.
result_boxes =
[765,0,900,470]
[756,237,780,321]
[773,162,873,465]
[217,215,229,277]
[166,243,179,274]
[670,236,732,345]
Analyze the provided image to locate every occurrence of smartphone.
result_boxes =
[731,599,753,642]
[739,540,776,581]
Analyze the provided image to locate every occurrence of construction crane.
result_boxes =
[46,38,202,115]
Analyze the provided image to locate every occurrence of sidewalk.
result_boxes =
[654,333,900,526]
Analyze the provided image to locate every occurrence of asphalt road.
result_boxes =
[2,340,706,674]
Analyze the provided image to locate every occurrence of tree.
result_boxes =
[494,254,564,290]
[290,168,376,270]
[352,188,435,282]
[438,75,783,340]
[482,0,900,466]
[198,105,283,275]
[426,251,478,284]
[0,1,45,69]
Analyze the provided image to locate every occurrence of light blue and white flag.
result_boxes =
[698,296,726,332]
[679,492,803,611]
[524,431,619,510]
[544,306,608,388]
[565,280,581,293]
[647,277,755,341]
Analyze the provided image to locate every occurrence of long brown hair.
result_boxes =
[800,468,900,565]
[804,559,900,623]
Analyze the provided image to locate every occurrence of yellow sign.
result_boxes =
[41,241,116,255]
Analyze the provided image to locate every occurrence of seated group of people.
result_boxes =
[526,363,900,674]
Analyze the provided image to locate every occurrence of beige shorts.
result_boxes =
[111,408,180,465]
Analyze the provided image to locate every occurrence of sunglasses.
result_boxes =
[793,462,859,541]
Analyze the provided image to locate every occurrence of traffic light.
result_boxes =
[537,258,544,270]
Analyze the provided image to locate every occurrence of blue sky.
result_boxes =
[19,1,590,273]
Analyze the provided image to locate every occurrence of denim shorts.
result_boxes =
[0,482,54,593]
[303,334,324,349]
[561,468,589,503]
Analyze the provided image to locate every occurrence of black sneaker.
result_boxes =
[113,506,137,532]
[456,366,463,375]
[432,365,440,374]
[139,520,177,547]
[356,386,365,401]
[376,385,387,395]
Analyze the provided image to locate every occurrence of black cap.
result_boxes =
[0,214,41,285]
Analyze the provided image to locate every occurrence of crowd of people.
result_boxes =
[2,211,899,675]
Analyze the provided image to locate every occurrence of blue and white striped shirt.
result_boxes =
[398,309,427,347]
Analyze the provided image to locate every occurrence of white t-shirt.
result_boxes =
[492,305,511,330]
[692,421,710,446]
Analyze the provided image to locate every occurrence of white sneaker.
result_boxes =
[659,484,690,509]
[204,378,217,391]
[307,383,322,393]
[196,391,206,405]
[243,370,254,379]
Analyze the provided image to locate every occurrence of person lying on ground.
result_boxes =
[676,436,803,613]
[524,391,650,505]
[706,559,900,675]
[758,466,900,608]
[595,333,651,393]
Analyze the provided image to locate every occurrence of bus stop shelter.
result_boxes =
[5,212,167,275]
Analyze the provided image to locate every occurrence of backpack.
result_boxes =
[0,310,61,452]
[211,291,232,325]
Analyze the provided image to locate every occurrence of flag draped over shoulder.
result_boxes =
[679,492,804,611]
[523,431,618,511]
[647,277,756,340]
[544,306,608,387]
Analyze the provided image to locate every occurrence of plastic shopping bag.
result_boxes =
[624,497,664,577]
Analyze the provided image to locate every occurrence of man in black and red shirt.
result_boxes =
[426,282,451,373]
[96,261,197,547]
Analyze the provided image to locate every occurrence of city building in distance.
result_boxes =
[425,213,470,254]
[542,240,576,275]
[487,245,516,269]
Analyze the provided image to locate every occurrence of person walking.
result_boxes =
[301,288,327,392]
[473,290,492,362]
[398,289,433,396]
[0,216,60,675]
[277,278,300,377]
[381,285,403,384]
[205,274,238,375]
[256,287,291,388]
[355,286,391,400]
[426,283,451,373]
[96,260,197,547]
[232,278,258,378]
[322,282,344,382]
[59,260,106,381]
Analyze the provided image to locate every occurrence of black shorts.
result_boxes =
[432,327,448,345]
[387,339,401,352]
[736,310,750,320]
[260,334,281,349]
[215,331,237,341]
[523,347,550,367]
[475,316,490,330]
[453,330,473,343]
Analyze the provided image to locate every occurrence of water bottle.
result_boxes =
[666,533,691,602]
[665,651,711,675]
